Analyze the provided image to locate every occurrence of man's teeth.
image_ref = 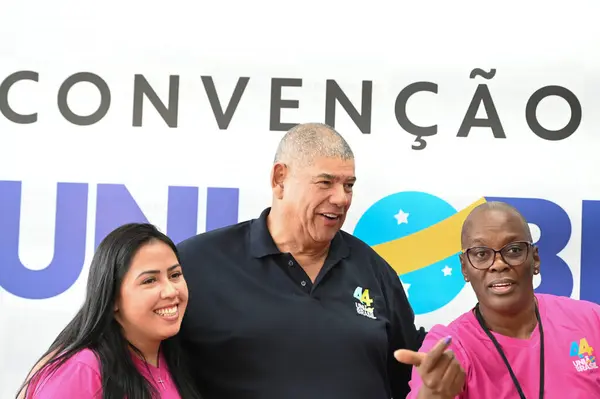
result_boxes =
[155,306,178,316]
[492,283,512,287]
[323,213,338,219]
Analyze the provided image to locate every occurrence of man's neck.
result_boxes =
[477,296,538,339]
[267,209,330,259]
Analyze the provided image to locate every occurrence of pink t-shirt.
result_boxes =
[407,294,600,399]
[26,348,182,398]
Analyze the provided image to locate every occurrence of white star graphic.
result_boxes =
[442,265,452,277]
[400,279,411,298]
[394,209,409,225]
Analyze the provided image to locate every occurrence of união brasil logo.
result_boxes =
[353,191,484,315]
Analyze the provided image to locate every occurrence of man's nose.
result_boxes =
[330,184,350,207]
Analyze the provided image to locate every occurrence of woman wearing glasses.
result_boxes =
[397,201,600,399]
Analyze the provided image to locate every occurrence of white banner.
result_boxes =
[1,0,599,397]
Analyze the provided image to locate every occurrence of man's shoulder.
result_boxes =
[339,230,383,258]
[177,219,253,254]
[339,230,394,272]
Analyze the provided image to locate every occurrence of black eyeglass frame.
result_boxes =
[461,240,535,270]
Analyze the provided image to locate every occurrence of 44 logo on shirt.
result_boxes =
[570,337,598,372]
[353,286,376,320]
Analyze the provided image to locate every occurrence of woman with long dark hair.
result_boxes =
[17,223,201,399]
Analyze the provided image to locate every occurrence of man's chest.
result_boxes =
[183,262,391,355]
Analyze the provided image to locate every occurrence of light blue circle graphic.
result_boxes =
[353,191,466,315]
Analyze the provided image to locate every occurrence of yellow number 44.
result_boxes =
[353,286,373,307]
[570,338,594,358]
[579,338,594,357]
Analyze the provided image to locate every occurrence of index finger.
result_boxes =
[420,336,452,373]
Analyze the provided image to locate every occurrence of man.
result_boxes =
[399,201,600,398]
[176,122,426,399]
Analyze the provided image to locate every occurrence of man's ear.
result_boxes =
[271,162,287,199]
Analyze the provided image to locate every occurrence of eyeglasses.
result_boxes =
[462,241,534,270]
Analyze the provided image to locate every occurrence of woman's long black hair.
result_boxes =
[16,223,201,399]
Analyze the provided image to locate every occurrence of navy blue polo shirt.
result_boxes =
[177,207,425,399]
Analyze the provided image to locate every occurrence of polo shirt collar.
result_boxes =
[249,207,350,260]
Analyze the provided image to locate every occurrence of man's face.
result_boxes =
[460,209,541,314]
[278,156,355,245]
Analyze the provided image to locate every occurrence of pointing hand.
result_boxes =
[394,336,465,398]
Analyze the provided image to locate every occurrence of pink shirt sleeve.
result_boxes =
[406,325,471,399]
[27,351,102,398]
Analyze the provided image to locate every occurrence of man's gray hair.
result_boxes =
[273,122,354,166]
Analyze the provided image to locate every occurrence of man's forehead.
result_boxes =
[304,157,355,177]
[312,155,354,166]
[313,172,356,181]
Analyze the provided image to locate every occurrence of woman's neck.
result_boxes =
[477,297,539,339]
[125,335,161,367]
[133,345,160,367]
